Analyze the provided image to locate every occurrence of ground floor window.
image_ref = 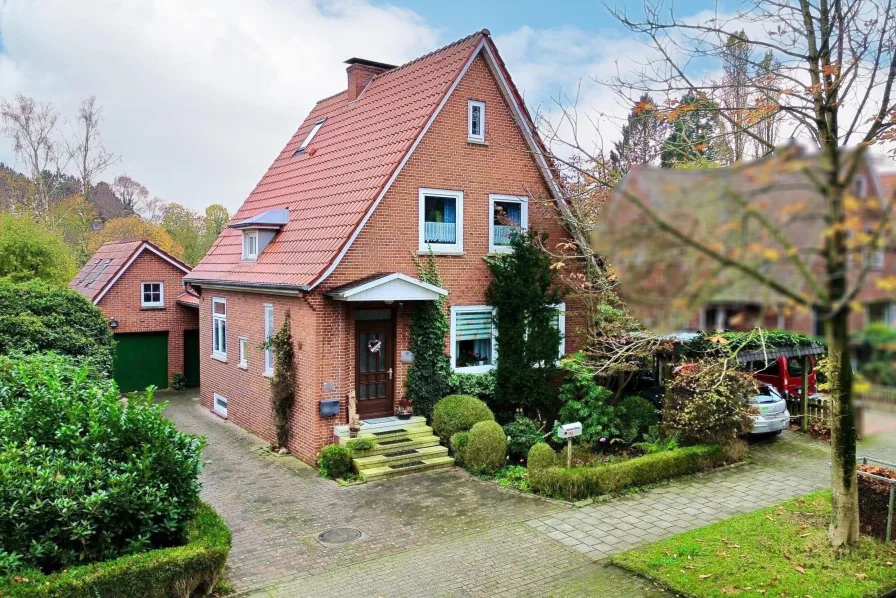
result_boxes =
[451,306,495,373]
[212,297,226,358]
[213,392,228,417]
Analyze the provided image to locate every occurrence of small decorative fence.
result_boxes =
[857,457,896,542]
[857,385,896,412]
[785,394,829,425]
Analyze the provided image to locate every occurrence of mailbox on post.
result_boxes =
[557,422,582,467]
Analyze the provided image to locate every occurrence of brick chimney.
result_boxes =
[344,58,396,101]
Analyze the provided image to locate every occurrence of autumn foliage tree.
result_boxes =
[542,0,896,546]
[88,216,185,260]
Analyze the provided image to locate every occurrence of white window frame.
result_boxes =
[450,305,496,374]
[212,297,227,359]
[854,175,867,197]
[213,392,228,417]
[468,100,485,143]
[238,337,248,369]
[489,194,529,254]
[264,304,274,376]
[140,281,164,308]
[242,231,259,260]
[554,302,567,360]
[419,188,464,254]
[296,118,325,154]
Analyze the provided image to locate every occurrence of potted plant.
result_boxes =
[396,397,413,420]
[348,414,361,438]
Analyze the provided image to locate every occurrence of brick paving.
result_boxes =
[161,392,894,597]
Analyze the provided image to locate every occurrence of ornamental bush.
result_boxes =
[450,431,470,466]
[0,359,204,574]
[503,415,545,463]
[431,394,495,444]
[317,444,353,480]
[0,279,115,374]
[527,443,557,470]
[664,360,756,445]
[557,353,621,445]
[464,421,507,473]
[447,369,497,406]
[619,395,658,440]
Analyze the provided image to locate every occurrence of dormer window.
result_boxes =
[295,119,325,155]
[242,231,259,260]
[468,100,485,143]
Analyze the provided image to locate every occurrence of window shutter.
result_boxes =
[456,310,492,341]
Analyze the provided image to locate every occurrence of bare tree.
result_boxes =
[542,0,896,546]
[142,196,168,223]
[67,96,117,205]
[0,94,66,218]
[112,174,149,214]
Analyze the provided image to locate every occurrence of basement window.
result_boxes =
[295,119,325,155]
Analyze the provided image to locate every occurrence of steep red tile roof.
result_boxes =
[187,30,551,291]
[70,240,190,304]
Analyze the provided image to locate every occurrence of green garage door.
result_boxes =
[113,332,169,392]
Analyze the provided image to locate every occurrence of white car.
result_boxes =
[749,384,790,435]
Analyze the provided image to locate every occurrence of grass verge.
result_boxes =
[613,492,896,598]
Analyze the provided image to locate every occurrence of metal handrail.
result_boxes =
[858,456,896,542]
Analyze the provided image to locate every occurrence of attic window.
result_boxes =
[242,231,259,260]
[468,100,485,143]
[295,119,325,155]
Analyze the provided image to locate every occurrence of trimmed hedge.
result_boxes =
[0,501,231,598]
[318,444,353,480]
[465,421,507,473]
[529,445,730,501]
[450,431,470,466]
[431,395,494,444]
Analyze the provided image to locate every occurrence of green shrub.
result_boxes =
[450,431,470,466]
[317,444,353,479]
[0,279,115,373]
[464,421,507,473]
[527,442,557,470]
[171,372,187,390]
[664,360,756,445]
[632,426,679,454]
[558,354,621,445]
[503,415,544,463]
[345,437,374,452]
[0,360,204,574]
[0,501,230,598]
[447,370,496,405]
[529,445,730,500]
[431,394,495,444]
[620,395,658,439]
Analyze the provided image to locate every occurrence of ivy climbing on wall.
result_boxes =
[268,310,296,449]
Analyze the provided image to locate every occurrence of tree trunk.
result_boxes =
[826,307,860,546]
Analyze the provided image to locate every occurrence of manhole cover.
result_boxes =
[318,527,362,544]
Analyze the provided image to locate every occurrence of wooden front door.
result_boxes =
[356,319,394,419]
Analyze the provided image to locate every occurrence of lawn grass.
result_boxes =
[613,492,896,598]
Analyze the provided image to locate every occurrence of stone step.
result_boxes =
[347,434,442,457]
[359,455,455,481]
[334,416,426,438]
[340,424,434,445]
[353,445,449,472]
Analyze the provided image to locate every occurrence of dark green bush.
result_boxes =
[450,431,470,466]
[620,395,658,439]
[503,415,545,463]
[527,442,557,470]
[464,421,507,473]
[0,360,204,574]
[0,501,230,598]
[529,445,730,500]
[431,394,495,444]
[317,444,353,479]
[558,354,621,445]
[0,279,115,373]
[446,370,496,405]
[171,372,187,391]
[345,437,374,452]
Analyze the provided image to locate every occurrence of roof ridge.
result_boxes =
[367,30,486,84]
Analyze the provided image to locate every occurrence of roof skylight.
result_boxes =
[295,119,325,155]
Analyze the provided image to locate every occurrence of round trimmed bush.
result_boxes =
[464,421,507,473]
[450,431,470,466]
[317,444,353,480]
[431,394,495,444]
[620,395,658,436]
[527,442,556,470]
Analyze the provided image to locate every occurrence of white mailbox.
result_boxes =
[557,422,582,439]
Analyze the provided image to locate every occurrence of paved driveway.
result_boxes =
[161,392,895,597]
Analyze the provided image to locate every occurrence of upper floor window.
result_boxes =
[141,282,164,308]
[468,100,485,143]
[264,304,274,376]
[863,226,885,271]
[295,119,325,155]
[212,298,227,358]
[489,194,528,253]
[242,231,259,260]
[853,175,867,197]
[419,188,464,253]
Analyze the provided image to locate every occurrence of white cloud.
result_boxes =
[0,0,439,212]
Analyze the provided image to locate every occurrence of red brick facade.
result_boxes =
[96,251,199,386]
[197,52,585,465]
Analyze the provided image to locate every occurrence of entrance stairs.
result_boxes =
[334,416,454,481]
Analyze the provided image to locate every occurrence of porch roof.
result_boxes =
[325,272,448,302]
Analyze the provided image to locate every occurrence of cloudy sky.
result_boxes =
[0,0,891,213]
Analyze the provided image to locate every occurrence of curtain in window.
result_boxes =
[456,310,492,341]
[503,202,521,225]
[425,196,457,244]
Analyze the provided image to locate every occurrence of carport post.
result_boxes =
[801,356,809,433]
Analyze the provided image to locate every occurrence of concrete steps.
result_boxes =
[339,416,453,480]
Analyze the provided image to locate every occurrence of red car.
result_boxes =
[748,356,817,399]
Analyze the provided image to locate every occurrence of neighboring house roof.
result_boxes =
[186,29,557,292]
[176,292,200,308]
[70,240,191,304]
[882,173,896,201]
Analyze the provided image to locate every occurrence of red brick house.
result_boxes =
[70,240,200,391]
[185,30,584,465]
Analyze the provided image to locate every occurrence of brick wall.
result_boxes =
[96,251,198,387]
